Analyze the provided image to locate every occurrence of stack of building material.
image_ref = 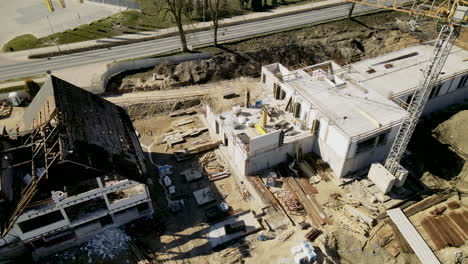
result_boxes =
[282,192,304,214]
[290,241,316,264]
[169,110,196,117]
[304,155,332,181]
[174,141,221,161]
[284,177,332,227]
[421,209,468,250]
[174,119,194,127]
[304,227,321,242]
[297,161,317,178]
[0,101,12,118]
[129,242,150,264]
[208,171,230,181]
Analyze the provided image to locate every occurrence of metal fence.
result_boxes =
[86,0,141,10]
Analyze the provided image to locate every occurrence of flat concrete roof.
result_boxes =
[387,208,441,264]
[286,69,407,138]
[348,43,468,98]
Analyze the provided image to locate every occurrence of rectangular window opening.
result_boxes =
[457,75,468,89]
[18,211,64,233]
[356,137,376,154]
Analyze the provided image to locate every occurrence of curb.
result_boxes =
[27,1,349,59]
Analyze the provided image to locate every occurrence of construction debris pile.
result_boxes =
[0,100,12,118]
[199,151,230,181]
[81,228,131,261]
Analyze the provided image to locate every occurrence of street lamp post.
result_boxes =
[46,15,62,54]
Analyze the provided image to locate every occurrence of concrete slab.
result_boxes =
[193,186,216,206]
[207,211,261,248]
[387,208,441,264]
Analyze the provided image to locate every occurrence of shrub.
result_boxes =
[25,80,41,97]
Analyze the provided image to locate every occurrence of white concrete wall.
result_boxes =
[247,135,315,174]
[205,104,217,137]
[261,64,281,92]
[12,178,152,244]
[108,192,149,211]
[74,221,102,239]
[398,74,468,115]
[249,130,281,155]
[233,141,247,176]
[326,125,349,158]
[342,125,400,177]
[15,218,69,242]
[33,201,152,257]
[423,86,468,114]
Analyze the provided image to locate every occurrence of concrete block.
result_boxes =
[394,165,409,188]
[368,163,396,194]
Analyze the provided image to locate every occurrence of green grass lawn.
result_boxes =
[3,9,172,52]
[2,0,316,52]
[0,82,45,94]
[2,34,40,52]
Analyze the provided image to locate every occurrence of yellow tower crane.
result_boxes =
[347,0,467,180]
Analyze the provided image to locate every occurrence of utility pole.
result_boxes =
[46,15,62,54]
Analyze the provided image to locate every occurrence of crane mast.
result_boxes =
[385,26,459,174]
[346,0,467,180]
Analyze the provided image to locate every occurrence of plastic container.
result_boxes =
[163,176,172,187]
[232,105,241,115]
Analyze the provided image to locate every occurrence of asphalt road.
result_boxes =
[0,2,383,81]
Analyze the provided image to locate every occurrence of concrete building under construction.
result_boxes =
[205,43,468,181]
[0,76,153,259]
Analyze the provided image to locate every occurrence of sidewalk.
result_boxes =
[1,0,346,61]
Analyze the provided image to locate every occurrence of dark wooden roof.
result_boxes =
[23,76,148,181]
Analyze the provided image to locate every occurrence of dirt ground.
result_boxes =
[29,10,468,264]
[433,110,468,159]
[132,106,262,264]
[0,106,25,132]
[402,105,468,188]
[33,76,468,264]
[126,95,397,264]
[108,11,432,92]
[125,78,468,264]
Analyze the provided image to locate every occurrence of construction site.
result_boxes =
[0,1,467,264]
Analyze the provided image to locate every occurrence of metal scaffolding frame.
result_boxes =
[2,113,62,237]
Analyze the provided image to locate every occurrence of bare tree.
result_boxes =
[207,0,221,47]
[154,0,192,52]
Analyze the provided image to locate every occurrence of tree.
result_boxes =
[251,0,262,11]
[154,0,192,52]
[207,0,221,47]
[238,0,249,9]
[25,80,41,97]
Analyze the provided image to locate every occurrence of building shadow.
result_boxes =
[402,104,468,181]
[139,148,252,262]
